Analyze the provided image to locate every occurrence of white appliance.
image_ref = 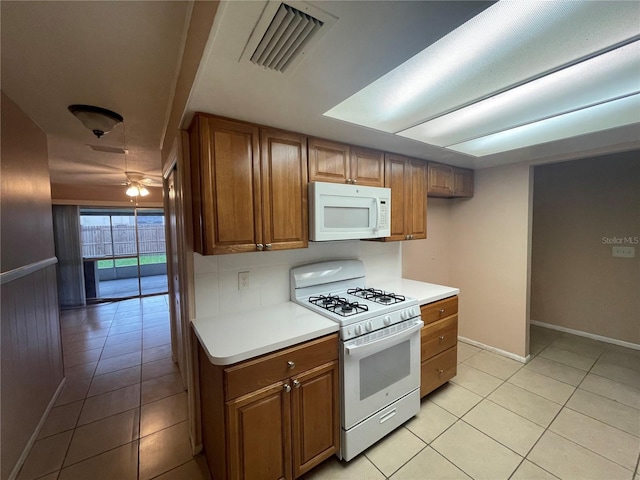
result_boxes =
[309,182,391,241]
[290,260,423,461]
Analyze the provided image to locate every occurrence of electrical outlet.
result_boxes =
[612,246,635,258]
[238,271,250,290]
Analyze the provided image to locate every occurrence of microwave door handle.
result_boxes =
[375,198,382,233]
[345,320,424,357]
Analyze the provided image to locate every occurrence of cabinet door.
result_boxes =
[407,158,427,239]
[291,361,340,478]
[350,147,385,187]
[453,167,474,197]
[427,163,454,197]
[384,153,409,241]
[193,116,262,254]
[308,138,350,184]
[227,382,292,480]
[261,129,308,251]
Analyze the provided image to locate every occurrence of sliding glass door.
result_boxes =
[80,207,168,301]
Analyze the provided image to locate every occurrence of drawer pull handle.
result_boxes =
[287,361,295,369]
[439,335,445,342]
[293,379,300,389]
[437,369,444,376]
[283,383,291,393]
[439,308,445,314]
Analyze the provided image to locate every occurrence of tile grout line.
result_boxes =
[520,334,639,477]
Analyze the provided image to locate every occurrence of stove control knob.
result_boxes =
[383,315,391,326]
[355,324,362,336]
[365,321,373,332]
[401,309,408,320]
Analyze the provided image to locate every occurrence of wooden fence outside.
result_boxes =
[81,225,166,258]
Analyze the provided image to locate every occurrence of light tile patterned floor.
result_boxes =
[17,295,209,480]
[19,305,640,480]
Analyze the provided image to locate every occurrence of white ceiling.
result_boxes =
[1,1,189,185]
[2,1,639,187]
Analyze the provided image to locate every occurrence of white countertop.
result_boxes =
[192,302,339,366]
[192,279,457,367]
[375,277,459,305]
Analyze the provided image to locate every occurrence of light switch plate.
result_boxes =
[612,246,635,258]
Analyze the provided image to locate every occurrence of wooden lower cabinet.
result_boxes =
[199,334,340,480]
[420,296,458,397]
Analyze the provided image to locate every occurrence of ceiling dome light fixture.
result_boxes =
[68,104,123,138]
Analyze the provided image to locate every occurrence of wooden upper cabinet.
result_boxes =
[350,147,385,187]
[261,129,308,251]
[189,115,261,255]
[188,114,308,255]
[427,162,454,197]
[308,138,384,186]
[383,154,427,241]
[308,138,350,184]
[453,167,474,197]
[408,158,427,239]
[427,163,474,198]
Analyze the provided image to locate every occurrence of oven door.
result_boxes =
[341,318,423,429]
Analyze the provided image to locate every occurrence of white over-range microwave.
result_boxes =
[309,181,391,241]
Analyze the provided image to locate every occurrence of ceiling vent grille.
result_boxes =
[250,3,324,72]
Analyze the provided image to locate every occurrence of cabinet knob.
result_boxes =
[265,243,272,250]
[352,179,357,184]
[256,244,264,251]
[409,234,414,240]
[346,178,352,184]
[439,335,445,342]
[437,369,444,376]
[439,308,445,314]
[287,361,295,369]
[283,383,291,393]
[293,379,301,389]
[405,235,409,240]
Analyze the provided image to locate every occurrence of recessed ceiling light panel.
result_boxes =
[324,1,640,134]
[447,94,640,157]
[398,41,640,147]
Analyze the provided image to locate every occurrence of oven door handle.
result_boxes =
[345,320,424,357]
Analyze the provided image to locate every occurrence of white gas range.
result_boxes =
[291,260,423,461]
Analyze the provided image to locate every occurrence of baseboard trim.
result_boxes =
[530,320,640,351]
[9,376,66,480]
[458,336,530,364]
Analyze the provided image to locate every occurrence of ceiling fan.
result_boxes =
[123,171,163,197]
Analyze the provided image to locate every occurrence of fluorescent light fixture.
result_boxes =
[398,41,640,147]
[323,1,640,156]
[447,94,640,157]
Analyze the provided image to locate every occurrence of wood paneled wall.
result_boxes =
[1,263,63,480]
[1,91,63,480]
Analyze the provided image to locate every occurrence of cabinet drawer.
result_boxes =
[421,315,458,360]
[420,346,457,397]
[420,296,458,325]
[225,334,338,400]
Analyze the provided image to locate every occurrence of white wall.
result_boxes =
[402,198,452,286]
[403,163,533,359]
[531,152,640,344]
[193,241,401,318]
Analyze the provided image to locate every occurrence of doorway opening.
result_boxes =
[80,207,168,301]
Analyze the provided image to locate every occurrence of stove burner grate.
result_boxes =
[347,287,406,305]
[309,295,369,317]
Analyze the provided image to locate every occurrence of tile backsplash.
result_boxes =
[193,241,401,318]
